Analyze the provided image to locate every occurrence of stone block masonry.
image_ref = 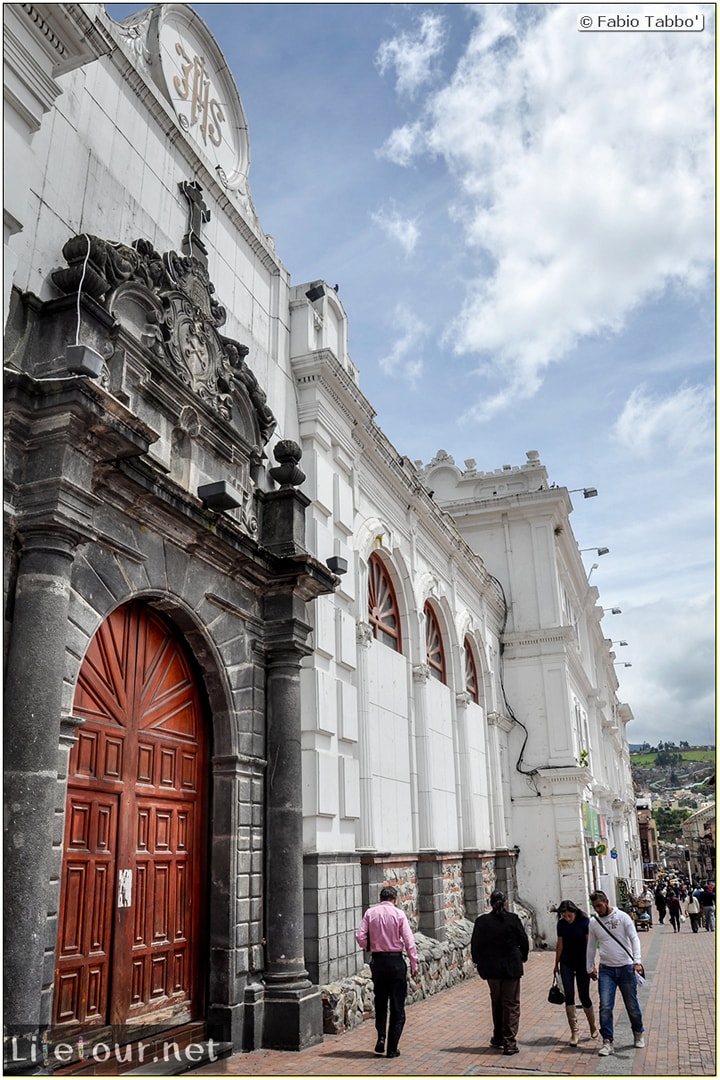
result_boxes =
[321,920,476,1034]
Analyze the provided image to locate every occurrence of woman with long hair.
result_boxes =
[554,899,599,1045]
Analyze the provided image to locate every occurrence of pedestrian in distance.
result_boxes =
[470,890,529,1057]
[699,884,715,931]
[654,883,667,925]
[587,890,645,1057]
[355,885,418,1059]
[667,892,682,933]
[685,891,702,933]
[553,900,599,1045]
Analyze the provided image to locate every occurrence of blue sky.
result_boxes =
[107,3,715,749]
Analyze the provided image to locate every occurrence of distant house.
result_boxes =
[682,805,716,881]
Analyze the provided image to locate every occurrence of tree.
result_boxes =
[654,805,692,840]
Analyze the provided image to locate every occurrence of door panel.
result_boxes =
[54,602,206,1031]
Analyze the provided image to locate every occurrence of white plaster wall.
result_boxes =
[467,702,492,847]
[367,643,413,852]
[425,677,459,851]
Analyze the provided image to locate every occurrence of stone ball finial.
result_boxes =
[269,439,305,488]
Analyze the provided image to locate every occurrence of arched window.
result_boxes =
[368,553,402,651]
[464,637,479,704]
[424,602,446,683]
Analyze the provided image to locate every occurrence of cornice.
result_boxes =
[502,625,576,655]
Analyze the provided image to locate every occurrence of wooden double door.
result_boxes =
[54,602,207,1031]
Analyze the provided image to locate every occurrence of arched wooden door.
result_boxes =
[54,602,207,1031]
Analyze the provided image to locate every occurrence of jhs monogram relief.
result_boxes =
[173,41,225,147]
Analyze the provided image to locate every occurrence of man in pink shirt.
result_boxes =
[356,885,419,1058]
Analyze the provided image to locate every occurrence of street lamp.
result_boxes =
[614,662,632,668]
[569,487,598,498]
[602,607,622,615]
[581,546,609,556]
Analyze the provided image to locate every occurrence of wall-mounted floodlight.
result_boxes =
[305,283,325,303]
[326,556,348,576]
[197,480,243,511]
[66,343,105,377]
[569,487,598,498]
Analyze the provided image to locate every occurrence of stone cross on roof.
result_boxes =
[179,179,210,268]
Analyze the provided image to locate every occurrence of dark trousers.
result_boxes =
[487,978,521,1051]
[371,954,408,1052]
[689,912,700,932]
[669,909,681,931]
[559,960,592,1007]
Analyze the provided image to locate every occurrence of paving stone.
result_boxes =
[193,919,715,1076]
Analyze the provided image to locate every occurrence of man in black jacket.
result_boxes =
[470,890,530,1056]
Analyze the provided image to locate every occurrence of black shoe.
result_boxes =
[503,1046,519,1056]
[374,1038,385,1055]
[387,1050,400,1058]
[490,1039,504,1048]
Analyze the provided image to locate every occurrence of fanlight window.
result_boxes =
[464,638,479,704]
[368,554,401,651]
[424,603,446,683]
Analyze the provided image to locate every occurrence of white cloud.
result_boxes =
[379,4,715,417]
[613,384,715,459]
[615,594,715,746]
[377,303,426,384]
[375,11,446,98]
[371,205,420,255]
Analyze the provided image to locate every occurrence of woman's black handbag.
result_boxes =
[548,973,565,1005]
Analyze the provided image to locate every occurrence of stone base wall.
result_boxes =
[303,854,363,985]
[320,919,477,1035]
[309,848,526,1035]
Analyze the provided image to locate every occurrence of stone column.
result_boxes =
[355,620,376,851]
[4,525,79,1051]
[262,640,322,1050]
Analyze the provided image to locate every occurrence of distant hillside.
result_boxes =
[630,746,715,803]
[631,749,715,767]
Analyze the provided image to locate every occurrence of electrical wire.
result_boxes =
[75,234,92,346]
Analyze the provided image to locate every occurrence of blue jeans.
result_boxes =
[597,965,644,1043]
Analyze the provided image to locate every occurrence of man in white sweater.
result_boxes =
[586,890,645,1057]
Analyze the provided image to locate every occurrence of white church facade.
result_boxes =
[3,2,641,1060]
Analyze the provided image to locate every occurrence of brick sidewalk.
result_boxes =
[195,920,715,1077]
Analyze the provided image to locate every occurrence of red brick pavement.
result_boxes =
[195,919,715,1078]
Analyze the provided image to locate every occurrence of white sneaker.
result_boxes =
[598,1041,614,1056]
[634,1035,646,1048]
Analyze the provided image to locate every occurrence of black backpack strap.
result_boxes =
[591,914,634,961]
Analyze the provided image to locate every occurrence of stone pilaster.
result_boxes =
[3,525,80,1047]
[412,663,433,850]
[355,620,375,851]
[454,691,477,849]
[416,851,447,941]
